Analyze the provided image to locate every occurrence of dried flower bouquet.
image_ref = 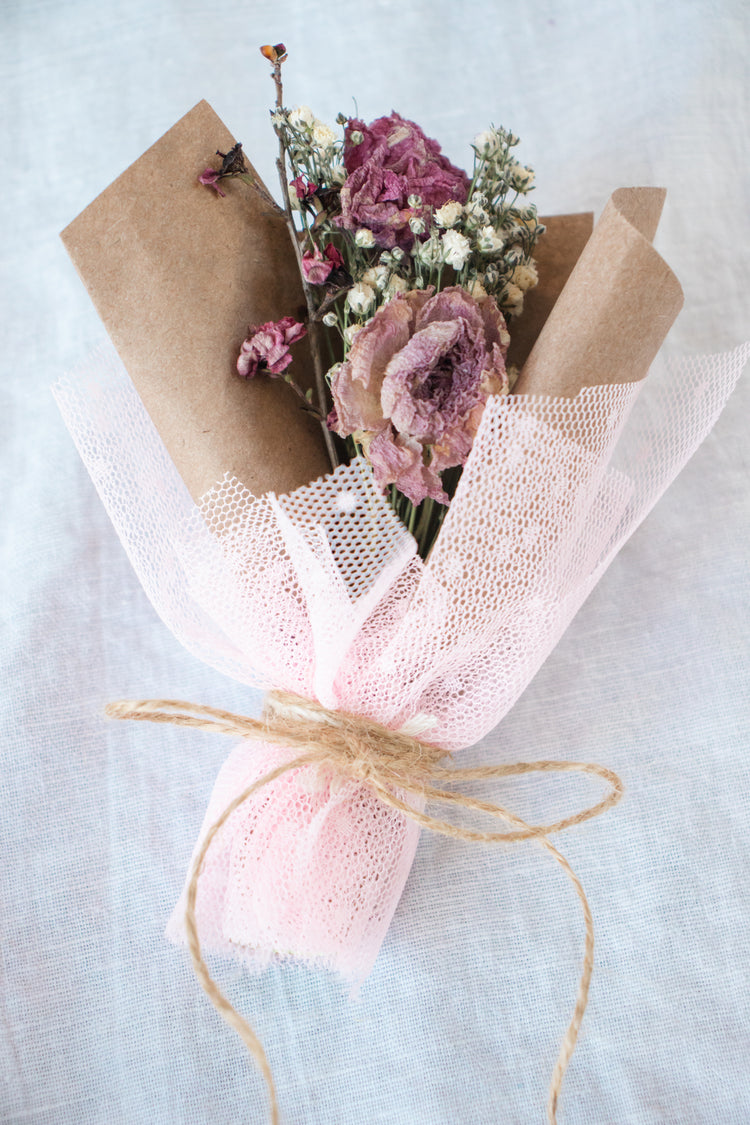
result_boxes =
[55,45,748,1125]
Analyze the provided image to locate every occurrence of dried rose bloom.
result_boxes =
[337,113,470,250]
[328,287,509,504]
[237,317,307,379]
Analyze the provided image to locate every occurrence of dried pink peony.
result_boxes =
[237,317,307,379]
[328,287,509,504]
[337,113,470,250]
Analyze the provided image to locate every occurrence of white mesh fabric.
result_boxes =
[54,340,748,980]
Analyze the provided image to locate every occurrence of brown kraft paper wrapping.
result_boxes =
[62,96,682,504]
[506,210,594,372]
[513,186,684,396]
[61,100,331,502]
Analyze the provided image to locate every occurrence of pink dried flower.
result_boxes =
[198,168,226,196]
[291,175,317,200]
[198,143,246,196]
[237,317,307,379]
[301,242,345,285]
[337,113,470,250]
[328,287,510,504]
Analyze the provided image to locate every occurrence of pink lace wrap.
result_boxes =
[55,340,748,982]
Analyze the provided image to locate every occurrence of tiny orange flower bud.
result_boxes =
[259,43,287,63]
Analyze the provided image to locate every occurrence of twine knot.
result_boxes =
[261,691,449,790]
[106,690,624,1125]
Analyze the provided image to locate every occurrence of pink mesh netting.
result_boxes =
[54,341,748,981]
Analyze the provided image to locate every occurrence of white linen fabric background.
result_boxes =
[2,1,748,1123]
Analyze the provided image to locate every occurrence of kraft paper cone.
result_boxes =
[506,211,594,371]
[514,187,684,396]
[62,101,331,501]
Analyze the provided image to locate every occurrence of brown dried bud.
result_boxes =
[260,43,287,64]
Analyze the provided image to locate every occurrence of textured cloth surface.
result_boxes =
[2,2,749,1123]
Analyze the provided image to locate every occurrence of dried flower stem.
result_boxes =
[237,172,286,217]
[270,59,338,469]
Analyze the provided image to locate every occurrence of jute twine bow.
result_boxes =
[106,690,623,1125]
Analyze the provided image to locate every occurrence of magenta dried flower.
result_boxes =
[198,167,226,196]
[328,287,509,504]
[291,175,317,200]
[237,317,307,379]
[337,113,470,250]
[301,242,345,286]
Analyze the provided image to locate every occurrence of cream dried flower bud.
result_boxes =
[349,129,364,145]
[414,233,443,267]
[441,230,472,270]
[362,266,389,291]
[343,325,362,346]
[355,228,376,248]
[503,282,524,315]
[511,261,539,292]
[389,247,405,262]
[312,122,337,150]
[322,311,338,327]
[409,215,426,235]
[513,165,535,190]
[473,130,496,155]
[434,200,464,228]
[289,105,315,129]
[476,225,505,254]
[464,197,489,226]
[384,275,409,298]
[346,281,376,314]
[467,277,488,299]
[330,163,347,185]
[407,194,422,209]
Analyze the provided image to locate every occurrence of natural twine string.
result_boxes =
[106,690,624,1125]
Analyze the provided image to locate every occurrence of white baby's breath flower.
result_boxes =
[473,130,497,155]
[413,232,443,267]
[346,281,376,315]
[434,200,464,228]
[464,197,489,226]
[355,228,376,248]
[288,105,315,129]
[312,122,337,150]
[441,230,471,270]
[476,225,505,254]
[510,163,535,190]
[511,261,539,292]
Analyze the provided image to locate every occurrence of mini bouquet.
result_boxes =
[56,44,747,1125]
